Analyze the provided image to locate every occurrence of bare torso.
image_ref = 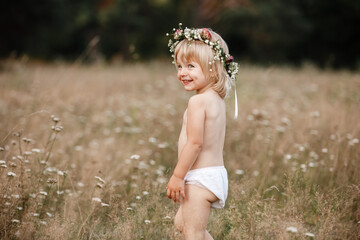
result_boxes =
[178,89,226,170]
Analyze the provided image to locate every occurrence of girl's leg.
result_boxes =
[180,184,218,240]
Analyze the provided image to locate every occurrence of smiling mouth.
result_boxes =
[182,80,193,85]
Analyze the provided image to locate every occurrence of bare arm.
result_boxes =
[166,95,206,202]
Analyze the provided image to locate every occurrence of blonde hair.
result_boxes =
[174,29,234,99]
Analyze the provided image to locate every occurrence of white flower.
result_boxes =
[349,138,359,146]
[92,197,102,203]
[95,176,105,184]
[0,160,6,164]
[11,219,20,223]
[33,213,40,217]
[136,196,141,200]
[235,169,244,175]
[142,191,149,196]
[164,216,172,220]
[126,207,133,211]
[7,172,16,177]
[46,212,52,217]
[101,203,110,207]
[32,148,41,153]
[130,154,140,160]
[144,220,151,224]
[39,191,48,196]
[286,226,298,233]
[40,220,47,225]
[305,232,315,237]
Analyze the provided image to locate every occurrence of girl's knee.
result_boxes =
[174,212,184,233]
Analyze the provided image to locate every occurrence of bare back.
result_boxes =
[178,89,226,170]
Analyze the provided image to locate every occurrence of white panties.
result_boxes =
[184,166,228,208]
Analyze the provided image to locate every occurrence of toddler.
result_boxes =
[166,24,238,240]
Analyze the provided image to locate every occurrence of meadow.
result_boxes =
[0,60,359,239]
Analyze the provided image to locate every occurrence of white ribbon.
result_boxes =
[234,84,238,120]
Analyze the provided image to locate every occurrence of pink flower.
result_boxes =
[174,29,182,40]
[201,28,211,40]
[226,56,234,65]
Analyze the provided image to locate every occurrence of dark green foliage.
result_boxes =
[0,0,359,68]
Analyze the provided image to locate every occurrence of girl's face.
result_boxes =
[176,58,213,94]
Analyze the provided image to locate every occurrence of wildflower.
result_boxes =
[5,202,11,206]
[253,170,259,177]
[16,207,23,211]
[101,203,110,207]
[56,191,64,195]
[51,115,60,123]
[305,232,315,238]
[310,111,320,118]
[23,151,32,156]
[57,170,65,176]
[308,162,316,168]
[40,191,48,196]
[300,164,307,172]
[130,154,140,160]
[130,203,137,207]
[52,126,63,132]
[7,172,16,177]
[33,213,40,217]
[11,219,20,223]
[0,147,4,151]
[164,216,172,220]
[136,196,141,200]
[349,138,359,146]
[142,191,149,196]
[148,137,157,143]
[77,182,84,187]
[235,169,244,175]
[1,164,7,168]
[32,148,41,153]
[149,159,156,165]
[157,142,168,148]
[47,178,57,184]
[276,126,285,133]
[92,197,102,203]
[46,212,52,217]
[126,207,133,211]
[321,148,328,153]
[12,194,20,199]
[94,177,105,186]
[286,226,298,233]
[40,220,47,225]
[310,130,318,136]
[0,160,5,164]
[281,117,291,126]
[96,183,104,189]
[144,220,151,224]
[23,138,32,143]
[9,162,17,167]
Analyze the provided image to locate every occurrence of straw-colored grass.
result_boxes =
[0,60,359,239]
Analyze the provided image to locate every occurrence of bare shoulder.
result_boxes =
[187,94,206,109]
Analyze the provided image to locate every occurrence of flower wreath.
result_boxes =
[166,23,239,81]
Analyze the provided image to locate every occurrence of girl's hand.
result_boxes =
[166,174,186,203]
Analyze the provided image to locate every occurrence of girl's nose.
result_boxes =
[178,68,187,76]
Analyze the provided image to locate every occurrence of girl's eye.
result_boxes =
[177,65,182,69]
[188,64,194,68]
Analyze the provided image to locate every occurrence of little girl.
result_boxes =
[166,24,238,240]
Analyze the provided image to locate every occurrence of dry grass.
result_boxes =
[0,60,359,239]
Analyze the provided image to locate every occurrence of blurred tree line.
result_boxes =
[1,0,359,69]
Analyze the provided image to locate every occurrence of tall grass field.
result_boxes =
[0,60,359,239]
